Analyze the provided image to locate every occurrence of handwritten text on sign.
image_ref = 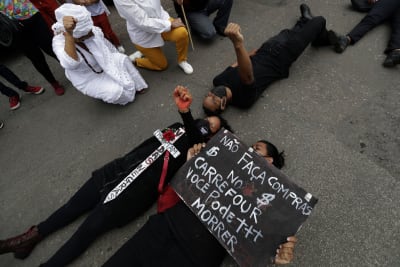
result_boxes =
[171,130,318,267]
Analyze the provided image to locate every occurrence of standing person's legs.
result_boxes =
[23,13,57,59]
[134,45,168,70]
[0,64,27,90]
[0,81,19,97]
[92,12,122,47]
[348,0,400,44]
[161,27,189,64]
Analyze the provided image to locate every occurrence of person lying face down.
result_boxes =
[203,5,343,115]
[102,140,296,267]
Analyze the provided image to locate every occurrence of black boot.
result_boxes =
[383,50,400,68]
[0,226,43,259]
[300,3,313,20]
[328,31,349,53]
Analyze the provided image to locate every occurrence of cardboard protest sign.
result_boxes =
[171,130,318,267]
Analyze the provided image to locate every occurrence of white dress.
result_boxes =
[53,27,147,105]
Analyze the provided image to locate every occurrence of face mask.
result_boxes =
[194,119,211,138]
[210,86,227,98]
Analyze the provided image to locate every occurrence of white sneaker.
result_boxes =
[178,61,193,74]
[117,45,126,54]
[129,51,143,62]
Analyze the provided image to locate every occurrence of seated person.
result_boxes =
[173,0,233,40]
[52,4,147,105]
[332,0,400,67]
[202,4,340,114]
[0,86,230,266]
[102,141,296,266]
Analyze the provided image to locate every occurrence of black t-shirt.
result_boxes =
[213,40,291,109]
[165,201,226,267]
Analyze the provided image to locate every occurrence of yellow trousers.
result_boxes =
[135,25,189,71]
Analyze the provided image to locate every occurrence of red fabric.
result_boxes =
[157,151,180,213]
[91,12,121,46]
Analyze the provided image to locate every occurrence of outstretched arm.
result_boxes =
[225,23,254,85]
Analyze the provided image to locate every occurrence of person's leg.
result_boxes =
[92,12,122,47]
[285,16,328,61]
[102,214,194,267]
[186,10,216,40]
[41,205,117,267]
[348,0,400,44]
[208,0,233,35]
[0,64,27,90]
[382,6,400,67]
[386,6,400,52]
[134,45,168,71]
[23,13,57,59]
[0,174,103,259]
[161,26,189,63]
[0,81,19,97]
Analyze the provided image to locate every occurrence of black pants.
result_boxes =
[37,144,163,267]
[14,12,58,84]
[0,64,27,97]
[348,0,400,52]
[254,16,331,76]
[102,213,194,267]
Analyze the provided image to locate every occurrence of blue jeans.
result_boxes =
[178,0,233,40]
[0,64,27,97]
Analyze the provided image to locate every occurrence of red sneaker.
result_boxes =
[51,82,65,96]
[9,95,20,110]
[25,85,45,95]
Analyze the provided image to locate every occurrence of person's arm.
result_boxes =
[224,23,254,85]
[63,16,79,61]
[173,86,204,145]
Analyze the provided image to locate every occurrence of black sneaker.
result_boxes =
[383,50,400,68]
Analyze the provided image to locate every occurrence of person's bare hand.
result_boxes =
[187,143,206,160]
[63,16,77,34]
[274,236,297,264]
[173,85,192,112]
[224,23,244,46]
[171,18,185,28]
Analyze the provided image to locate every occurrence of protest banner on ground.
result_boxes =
[171,129,318,266]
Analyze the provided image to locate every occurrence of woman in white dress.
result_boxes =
[52,4,147,105]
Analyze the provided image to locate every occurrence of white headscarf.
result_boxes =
[52,3,93,38]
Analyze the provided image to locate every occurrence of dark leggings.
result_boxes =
[0,64,27,97]
[348,0,400,52]
[37,167,160,266]
[14,13,58,84]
